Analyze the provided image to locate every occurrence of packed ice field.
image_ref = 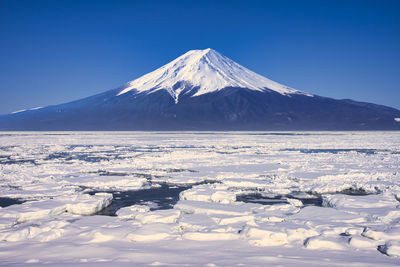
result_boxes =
[0,131,399,266]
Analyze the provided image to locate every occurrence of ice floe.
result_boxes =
[0,131,399,265]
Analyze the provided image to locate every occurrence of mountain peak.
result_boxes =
[185,48,214,56]
[118,48,309,103]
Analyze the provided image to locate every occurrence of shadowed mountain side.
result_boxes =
[1,87,399,130]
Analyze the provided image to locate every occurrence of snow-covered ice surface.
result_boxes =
[118,49,310,103]
[0,131,399,266]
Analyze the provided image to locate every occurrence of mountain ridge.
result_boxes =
[0,48,399,130]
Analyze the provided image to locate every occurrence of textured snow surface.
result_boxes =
[118,49,309,102]
[0,131,400,266]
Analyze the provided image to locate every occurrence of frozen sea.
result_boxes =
[0,131,399,266]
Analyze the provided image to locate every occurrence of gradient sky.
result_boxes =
[0,0,399,114]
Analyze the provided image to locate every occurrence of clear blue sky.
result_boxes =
[0,0,399,114]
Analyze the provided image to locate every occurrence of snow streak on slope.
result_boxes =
[118,48,310,103]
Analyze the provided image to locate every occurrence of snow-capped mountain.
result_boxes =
[118,48,309,103]
[0,49,399,130]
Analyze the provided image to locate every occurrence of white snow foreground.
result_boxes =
[0,132,400,266]
[117,48,310,103]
